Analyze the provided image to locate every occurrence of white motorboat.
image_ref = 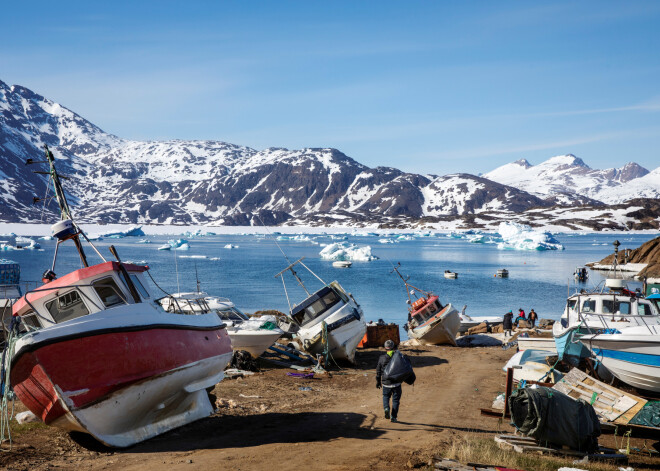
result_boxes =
[516,334,557,353]
[574,266,589,283]
[159,292,284,358]
[580,324,660,392]
[444,270,458,279]
[332,260,352,268]
[457,306,501,334]
[496,268,509,278]
[553,240,660,363]
[503,349,563,384]
[277,257,366,364]
[392,264,460,346]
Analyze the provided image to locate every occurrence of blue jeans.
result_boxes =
[382,385,402,419]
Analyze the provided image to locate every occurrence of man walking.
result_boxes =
[376,340,402,422]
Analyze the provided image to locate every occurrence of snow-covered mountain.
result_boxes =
[1,78,659,229]
[484,155,658,204]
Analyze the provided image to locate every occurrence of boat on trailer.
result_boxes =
[392,264,460,346]
[276,257,366,364]
[6,146,233,447]
[159,292,283,358]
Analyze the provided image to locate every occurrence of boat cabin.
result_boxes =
[290,284,348,327]
[562,291,660,330]
[159,293,249,324]
[12,261,153,331]
[409,295,444,327]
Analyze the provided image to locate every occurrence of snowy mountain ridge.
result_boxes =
[1,78,659,230]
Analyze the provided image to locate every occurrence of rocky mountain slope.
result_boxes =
[1,78,659,229]
[595,235,660,278]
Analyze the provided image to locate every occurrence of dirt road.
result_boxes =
[2,345,518,470]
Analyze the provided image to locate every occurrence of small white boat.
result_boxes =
[574,266,589,283]
[457,306,501,334]
[392,264,460,346]
[277,258,366,363]
[444,270,458,279]
[496,269,509,278]
[580,324,660,392]
[517,334,557,353]
[159,293,284,358]
[504,350,563,383]
[332,260,352,268]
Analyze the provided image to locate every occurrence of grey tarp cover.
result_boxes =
[383,351,413,384]
[508,386,601,452]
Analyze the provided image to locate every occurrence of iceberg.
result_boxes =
[136,239,152,244]
[276,235,314,242]
[496,222,564,251]
[39,235,54,241]
[92,225,145,239]
[224,244,239,249]
[158,239,190,250]
[179,255,207,259]
[378,238,395,244]
[319,242,378,262]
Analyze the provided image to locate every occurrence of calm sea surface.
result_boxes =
[5,231,658,338]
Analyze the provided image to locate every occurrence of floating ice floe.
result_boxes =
[319,242,378,262]
[158,239,190,250]
[396,235,415,241]
[136,239,151,244]
[276,235,314,242]
[224,244,239,249]
[496,222,564,251]
[179,255,207,259]
[39,235,54,240]
[91,225,145,239]
[0,237,41,251]
[378,238,395,244]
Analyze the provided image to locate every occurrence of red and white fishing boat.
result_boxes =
[7,146,233,447]
[393,264,460,346]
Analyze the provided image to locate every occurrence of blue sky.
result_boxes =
[2,1,659,174]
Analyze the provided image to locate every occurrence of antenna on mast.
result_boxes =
[27,145,106,277]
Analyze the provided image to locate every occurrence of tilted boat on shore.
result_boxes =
[5,147,233,447]
[580,324,660,393]
[276,257,366,364]
[159,292,284,358]
[392,264,460,346]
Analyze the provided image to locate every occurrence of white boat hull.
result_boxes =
[517,337,557,353]
[53,353,232,447]
[580,326,660,392]
[410,304,460,346]
[228,329,283,358]
[297,304,366,364]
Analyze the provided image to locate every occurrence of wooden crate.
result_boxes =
[357,324,400,348]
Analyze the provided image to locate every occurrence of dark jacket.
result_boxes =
[528,310,538,321]
[376,352,395,387]
[503,312,513,330]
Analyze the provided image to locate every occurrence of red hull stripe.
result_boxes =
[11,326,232,423]
[12,261,148,314]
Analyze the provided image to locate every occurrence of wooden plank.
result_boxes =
[553,368,646,423]
[494,435,628,462]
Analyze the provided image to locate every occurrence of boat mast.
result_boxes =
[391,263,432,306]
[27,145,106,272]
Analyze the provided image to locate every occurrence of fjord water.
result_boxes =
[8,232,658,337]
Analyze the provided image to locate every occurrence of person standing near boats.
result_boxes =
[528,309,537,328]
[376,340,415,423]
[503,310,513,337]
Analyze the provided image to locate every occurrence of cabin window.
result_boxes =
[217,308,247,321]
[428,302,438,314]
[21,310,41,329]
[638,303,651,316]
[321,291,340,310]
[581,299,596,313]
[45,290,89,323]
[93,277,126,308]
[615,301,630,315]
[567,299,577,310]
[304,299,326,322]
[130,274,150,299]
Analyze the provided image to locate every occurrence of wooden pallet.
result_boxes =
[552,368,647,424]
[494,434,627,463]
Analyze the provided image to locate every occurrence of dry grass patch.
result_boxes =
[439,434,625,471]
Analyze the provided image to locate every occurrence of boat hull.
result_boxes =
[228,329,283,358]
[298,307,367,364]
[517,337,557,353]
[580,329,660,392]
[410,304,460,346]
[11,317,232,447]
